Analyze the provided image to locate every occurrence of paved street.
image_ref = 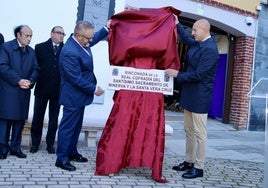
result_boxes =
[0,110,265,188]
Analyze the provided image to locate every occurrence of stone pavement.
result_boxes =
[0,110,265,188]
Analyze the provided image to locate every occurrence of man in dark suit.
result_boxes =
[55,20,110,171]
[30,26,65,154]
[165,18,219,178]
[0,25,39,159]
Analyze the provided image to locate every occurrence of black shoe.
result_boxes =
[0,153,7,159]
[55,160,76,171]
[30,146,39,153]
[172,161,194,171]
[69,154,88,162]
[182,167,203,179]
[46,146,55,154]
[10,150,27,158]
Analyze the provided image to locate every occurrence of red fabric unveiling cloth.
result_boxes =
[95,6,181,183]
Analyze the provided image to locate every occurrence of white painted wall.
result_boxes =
[0,0,78,46]
[0,0,126,125]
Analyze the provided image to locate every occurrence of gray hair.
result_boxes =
[74,21,94,34]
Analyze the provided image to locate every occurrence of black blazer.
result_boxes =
[34,38,63,99]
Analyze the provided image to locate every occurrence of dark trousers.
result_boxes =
[56,106,84,162]
[30,96,60,148]
[0,119,25,154]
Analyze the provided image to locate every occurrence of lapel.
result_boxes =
[84,46,92,57]
[69,35,91,57]
[44,39,55,55]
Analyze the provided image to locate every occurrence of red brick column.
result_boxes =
[229,36,254,130]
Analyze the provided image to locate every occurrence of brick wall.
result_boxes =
[229,36,254,129]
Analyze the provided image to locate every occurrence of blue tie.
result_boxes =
[84,46,91,56]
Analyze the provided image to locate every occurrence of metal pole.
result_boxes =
[265,94,268,188]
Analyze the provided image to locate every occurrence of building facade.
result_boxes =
[78,0,268,131]
[123,0,268,131]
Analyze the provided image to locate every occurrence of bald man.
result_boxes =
[165,18,219,179]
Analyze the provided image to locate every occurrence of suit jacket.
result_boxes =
[176,23,219,113]
[59,27,108,107]
[34,39,63,99]
[0,39,39,120]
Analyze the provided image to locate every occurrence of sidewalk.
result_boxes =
[0,110,265,188]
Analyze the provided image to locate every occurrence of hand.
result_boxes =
[174,14,179,25]
[106,19,111,29]
[95,86,104,96]
[18,79,31,89]
[164,69,179,78]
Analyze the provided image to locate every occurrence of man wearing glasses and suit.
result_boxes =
[55,20,110,171]
[30,26,65,154]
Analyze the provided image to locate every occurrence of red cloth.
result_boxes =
[95,6,181,183]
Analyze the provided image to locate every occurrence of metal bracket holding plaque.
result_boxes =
[247,77,268,187]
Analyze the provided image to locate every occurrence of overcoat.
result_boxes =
[0,39,39,120]
[34,39,63,99]
[176,23,219,113]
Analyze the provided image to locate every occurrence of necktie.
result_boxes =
[53,45,58,54]
[21,46,26,54]
[84,46,91,56]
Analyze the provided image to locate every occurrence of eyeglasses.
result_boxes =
[82,34,93,41]
[53,31,66,36]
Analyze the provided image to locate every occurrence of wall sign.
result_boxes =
[107,66,174,95]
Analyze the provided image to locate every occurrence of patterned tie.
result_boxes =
[53,45,58,54]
